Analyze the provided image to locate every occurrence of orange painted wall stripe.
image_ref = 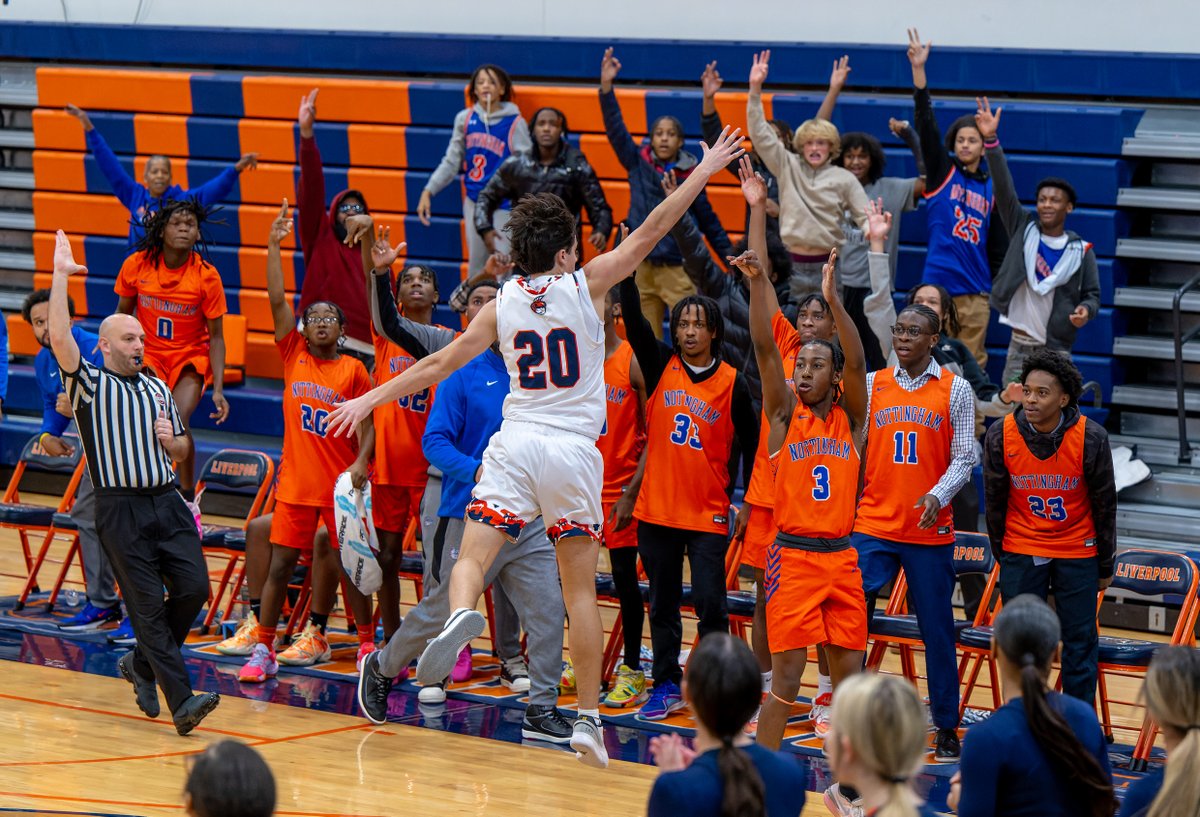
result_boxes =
[238,119,297,164]
[32,151,86,193]
[133,113,191,156]
[31,109,86,151]
[348,124,407,169]
[37,67,193,115]
[33,272,88,315]
[242,77,410,125]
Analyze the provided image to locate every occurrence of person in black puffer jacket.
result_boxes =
[600,47,734,337]
[474,106,614,257]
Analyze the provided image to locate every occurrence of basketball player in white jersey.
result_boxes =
[326,125,744,768]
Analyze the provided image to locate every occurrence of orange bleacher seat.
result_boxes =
[31,109,87,151]
[222,313,247,387]
[246,331,284,379]
[32,192,129,238]
[32,273,88,316]
[32,151,86,193]
[133,114,191,156]
[242,76,410,124]
[234,161,305,206]
[6,314,38,358]
[33,231,86,272]
[348,124,407,169]
[237,247,298,291]
[237,119,298,164]
[515,85,646,135]
[37,67,194,115]
[236,289,298,334]
[346,168,408,213]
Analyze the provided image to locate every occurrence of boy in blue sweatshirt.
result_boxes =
[66,104,257,250]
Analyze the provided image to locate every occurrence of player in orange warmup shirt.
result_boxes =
[114,200,229,508]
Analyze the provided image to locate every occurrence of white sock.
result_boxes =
[761,670,773,693]
[578,708,600,721]
[818,674,833,697]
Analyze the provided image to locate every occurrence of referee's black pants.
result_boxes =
[96,487,209,714]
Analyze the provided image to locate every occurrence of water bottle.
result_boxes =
[63,589,81,607]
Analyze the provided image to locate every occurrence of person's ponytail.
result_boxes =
[716,739,766,817]
[1145,647,1200,817]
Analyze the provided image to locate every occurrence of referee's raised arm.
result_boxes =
[49,230,83,375]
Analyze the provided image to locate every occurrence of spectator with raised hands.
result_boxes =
[601,47,734,338]
[418,64,531,278]
[977,97,1101,384]
[907,28,1003,370]
[746,50,869,303]
[65,104,257,251]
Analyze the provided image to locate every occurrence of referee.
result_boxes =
[49,230,219,735]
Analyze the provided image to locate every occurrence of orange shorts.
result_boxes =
[601,499,639,550]
[372,483,423,534]
[740,503,777,570]
[764,544,867,653]
[270,500,338,551]
[144,348,211,392]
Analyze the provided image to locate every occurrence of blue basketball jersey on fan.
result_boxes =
[922,167,994,296]
[463,111,521,204]
[494,272,606,439]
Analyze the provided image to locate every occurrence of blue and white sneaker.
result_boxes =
[108,616,137,646]
[59,602,121,631]
[638,680,685,721]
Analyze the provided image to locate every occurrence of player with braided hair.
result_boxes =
[115,198,229,507]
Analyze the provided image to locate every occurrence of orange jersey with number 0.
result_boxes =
[1002,414,1096,559]
[276,330,372,507]
[372,328,436,487]
[635,357,737,534]
[114,251,226,356]
[597,341,645,503]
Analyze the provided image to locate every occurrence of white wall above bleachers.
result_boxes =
[4,0,1196,54]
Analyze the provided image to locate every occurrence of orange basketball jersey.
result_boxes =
[372,328,436,487]
[114,251,227,357]
[635,357,737,534]
[597,341,646,503]
[275,330,372,507]
[855,368,956,545]
[744,311,804,508]
[1002,414,1097,559]
[771,403,860,539]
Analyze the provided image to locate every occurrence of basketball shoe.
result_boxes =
[571,714,608,768]
[811,692,833,738]
[215,612,259,656]
[602,664,647,708]
[277,622,331,666]
[415,607,484,686]
[239,643,278,683]
[559,658,577,694]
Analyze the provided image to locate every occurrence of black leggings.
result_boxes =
[608,546,645,671]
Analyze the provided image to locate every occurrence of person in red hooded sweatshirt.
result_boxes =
[296,89,373,361]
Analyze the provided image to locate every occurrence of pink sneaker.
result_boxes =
[356,642,376,672]
[450,645,473,683]
[185,499,203,537]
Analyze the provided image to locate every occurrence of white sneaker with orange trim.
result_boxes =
[215,612,259,656]
[811,692,833,738]
[277,622,332,666]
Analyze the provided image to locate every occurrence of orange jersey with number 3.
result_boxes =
[1002,414,1096,558]
[114,251,226,356]
[770,403,860,539]
[276,330,372,507]
[855,369,956,545]
[744,311,804,508]
[635,358,737,534]
[597,342,645,503]
[372,328,437,487]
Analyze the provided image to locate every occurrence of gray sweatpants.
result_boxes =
[73,470,119,608]
[418,472,520,658]
[380,510,565,707]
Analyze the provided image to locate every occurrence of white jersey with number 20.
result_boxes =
[495,271,605,439]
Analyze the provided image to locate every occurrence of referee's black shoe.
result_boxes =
[173,692,221,736]
[117,652,160,719]
[934,727,961,762]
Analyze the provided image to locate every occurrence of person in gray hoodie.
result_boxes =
[416,64,532,276]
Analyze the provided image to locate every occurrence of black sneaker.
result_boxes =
[521,704,574,744]
[934,727,961,762]
[500,656,531,693]
[357,649,394,725]
[117,652,160,719]
[173,692,220,736]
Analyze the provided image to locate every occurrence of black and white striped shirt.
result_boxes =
[62,359,185,490]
